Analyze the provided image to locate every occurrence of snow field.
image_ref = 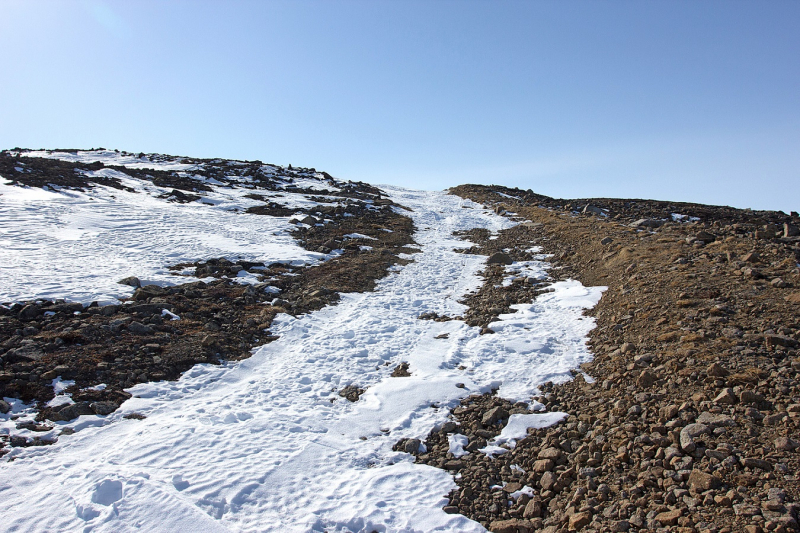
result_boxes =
[0,171,330,305]
[0,185,604,532]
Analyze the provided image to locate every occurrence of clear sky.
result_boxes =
[2,1,798,212]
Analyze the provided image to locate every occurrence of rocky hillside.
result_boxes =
[0,149,415,436]
[1,151,798,533]
[412,185,800,533]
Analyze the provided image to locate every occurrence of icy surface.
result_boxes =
[0,183,604,532]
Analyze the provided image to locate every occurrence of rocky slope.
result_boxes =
[0,149,415,448]
[2,151,799,533]
[410,185,799,533]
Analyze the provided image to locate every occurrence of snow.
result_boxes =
[501,259,550,287]
[20,149,202,171]
[509,486,535,500]
[448,434,469,458]
[0,179,604,532]
[343,232,377,240]
[0,170,330,304]
[492,412,569,448]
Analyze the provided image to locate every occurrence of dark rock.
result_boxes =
[481,405,509,426]
[390,362,411,377]
[338,384,365,402]
[18,304,42,320]
[742,457,772,471]
[128,322,154,335]
[90,401,119,416]
[487,252,513,265]
[50,402,94,421]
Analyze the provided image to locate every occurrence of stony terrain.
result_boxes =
[0,150,415,450]
[409,185,800,533]
[2,151,799,532]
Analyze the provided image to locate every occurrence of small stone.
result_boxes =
[742,457,772,471]
[489,518,536,533]
[481,406,509,426]
[118,276,141,288]
[568,511,592,530]
[714,388,737,405]
[523,498,542,518]
[774,437,798,451]
[0,399,11,414]
[707,363,729,377]
[487,252,513,265]
[688,470,722,491]
[600,237,613,245]
[655,509,682,526]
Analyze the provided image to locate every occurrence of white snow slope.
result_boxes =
[0,150,341,304]
[0,163,604,532]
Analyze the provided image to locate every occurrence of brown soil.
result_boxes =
[409,185,800,533]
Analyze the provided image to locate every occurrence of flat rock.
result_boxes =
[568,511,592,530]
[655,509,682,526]
[490,518,536,533]
[688,470,722,491]
[696,411,736,427]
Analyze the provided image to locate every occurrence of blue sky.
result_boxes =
[1,1,798,212]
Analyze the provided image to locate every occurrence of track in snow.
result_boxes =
[0,187,603,532]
